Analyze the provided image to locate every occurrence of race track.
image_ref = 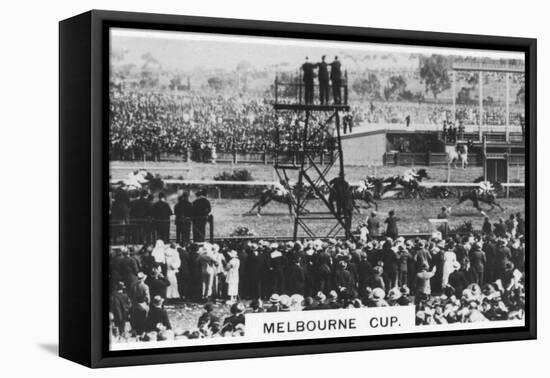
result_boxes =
[165,196,525,238]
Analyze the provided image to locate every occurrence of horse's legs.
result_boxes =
[257,197,272,215]
[494,201,505,211]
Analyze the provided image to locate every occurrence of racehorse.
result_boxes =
[382,168,430,199]
[349,179,378,210]
[112,169,160,193]
[446,142,468,169]
[246,182,295,216]
[454,181,504,214]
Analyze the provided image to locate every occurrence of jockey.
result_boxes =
[402,168,419,183]
[273,181,289,197]
[478,181,494,195]
[357,179,368,192]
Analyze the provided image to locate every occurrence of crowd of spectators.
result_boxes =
[109,211,525,343]
[109,90,524,161]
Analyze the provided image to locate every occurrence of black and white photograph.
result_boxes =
[107,26,528,351]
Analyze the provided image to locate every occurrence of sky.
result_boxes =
[110,28,525,72]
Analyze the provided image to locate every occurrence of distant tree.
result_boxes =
[456,87,475,105]
[419,54,451,99]
[383,74,407,101]
[207,76,224,91]
[352,73,381,100]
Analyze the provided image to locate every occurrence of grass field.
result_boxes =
[110,160,525,183]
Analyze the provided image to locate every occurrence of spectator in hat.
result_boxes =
[317,55,330,105]
[246,244,268,300]
[469,243,486,285]
[397,245,412,287]
[495,239,512,278]
[198,303,220,335]
[366,265,385,291]
[146,264,170,300]
[130,190,153,244]
[367,212,380,238]
[110,281,131,335]
[174,192,193,244]
[164,243,181,302]
[129,272,150,335]
[385,210,399,239]
[223,303,246,332]
[146,295,171,332]
[448,261,472,296]
[334,260,354,293]
[482,217,493,235]
[151,192,172,243]
[192,189,211,243]
[302,57,316,104]
[266,294,281,312]
[226,250,240,302]
[117,247,139,289]
[330,56,342,104]
[286,256,306,296]
[416,263,437,298]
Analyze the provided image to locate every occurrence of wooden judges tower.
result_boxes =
[272,72,354,240]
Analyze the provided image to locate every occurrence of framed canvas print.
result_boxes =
[59,10,536,368]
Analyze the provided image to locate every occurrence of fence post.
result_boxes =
[427,151,431,166]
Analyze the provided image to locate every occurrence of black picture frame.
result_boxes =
[59,9,537,368]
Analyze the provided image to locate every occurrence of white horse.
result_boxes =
[446,143,468,169]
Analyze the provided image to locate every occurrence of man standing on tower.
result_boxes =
[302,57,316,104]
[330,56,342,104]
[317,55,330,105]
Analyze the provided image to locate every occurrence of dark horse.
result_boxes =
[382,168,430,199]
[455,181,505,214]
[349,179,378,210]
[246,183,295,216]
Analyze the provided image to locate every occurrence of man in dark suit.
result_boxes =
[385,210,399,239]
[302,57,316,104]
[145,264,170,299]
[246,246,267,300]
[330,56,342,104]
[118,247,139,289]
[286,256,305,295]
[146,296,171,332]
[151,192,172,242]
[174,192,193,245]
[130,190,152,243]
[192,189,211,242]
[110,281,131,335]
[469,243,486,285]
[317,55,330,105]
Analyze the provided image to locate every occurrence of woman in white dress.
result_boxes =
[226,250,240,302]
[442,249,458,287]
[164,244,181,300]
[151,239,166,268]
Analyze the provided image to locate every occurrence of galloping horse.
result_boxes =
[382,168,431,199]
[446,142,468,169]
[350,179,378,210]
[246,181,295,216]
[455,181,505,214]
[112,169,158,193]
